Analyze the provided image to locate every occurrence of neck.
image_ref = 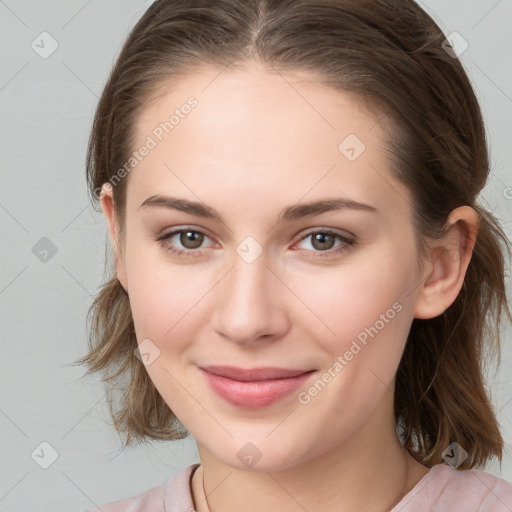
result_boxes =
[191,399,429,512]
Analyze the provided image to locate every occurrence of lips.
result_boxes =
[200,365,312,381]
[200,365,316,408]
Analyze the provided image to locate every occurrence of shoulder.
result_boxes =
[80,463,200,512]
[394,463,512,512]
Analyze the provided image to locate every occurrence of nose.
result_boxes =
[211,249,291,346]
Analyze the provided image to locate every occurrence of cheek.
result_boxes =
[291,246,415,343]
[128,269,207,343]
[288,242,417,391]
[123,235,204,341]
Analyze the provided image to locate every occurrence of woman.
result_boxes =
[77,1,512,510]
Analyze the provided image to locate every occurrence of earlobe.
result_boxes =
[413,206,478,319]
[99,183,129,292]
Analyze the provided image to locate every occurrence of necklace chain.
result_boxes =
[196,464,211,512]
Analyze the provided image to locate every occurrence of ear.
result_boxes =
[413,206,479,319]
[99,183,128,292]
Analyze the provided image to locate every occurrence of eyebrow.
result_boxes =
[138,195,377,222]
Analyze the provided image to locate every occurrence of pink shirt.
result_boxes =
[83,462,512,511]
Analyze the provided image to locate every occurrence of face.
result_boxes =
[103,61,431,472]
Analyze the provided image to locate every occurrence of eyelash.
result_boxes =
[156,227,356,260]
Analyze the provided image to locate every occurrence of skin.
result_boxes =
[100,60,478,512]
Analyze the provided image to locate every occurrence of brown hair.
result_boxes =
[74,0,511,469]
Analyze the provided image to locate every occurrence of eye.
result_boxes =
[293,229,356,259]
[156,227,356,260]
[156,227,216,259]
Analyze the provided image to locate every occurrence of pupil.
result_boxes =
[182,231,203,249]
[313,233,333,250]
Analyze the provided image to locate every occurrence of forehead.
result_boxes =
[135,62,381,153]
[127,63,412,222]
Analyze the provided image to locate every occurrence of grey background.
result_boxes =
[0,1,511,510]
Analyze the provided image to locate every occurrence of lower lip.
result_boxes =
[201,369,315,408]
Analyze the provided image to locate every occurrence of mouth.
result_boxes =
[199,366,316,408]
[200,365,314,381]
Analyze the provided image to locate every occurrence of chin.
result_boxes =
[209,435,311,473]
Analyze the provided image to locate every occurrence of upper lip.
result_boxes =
[201,365,313,382]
